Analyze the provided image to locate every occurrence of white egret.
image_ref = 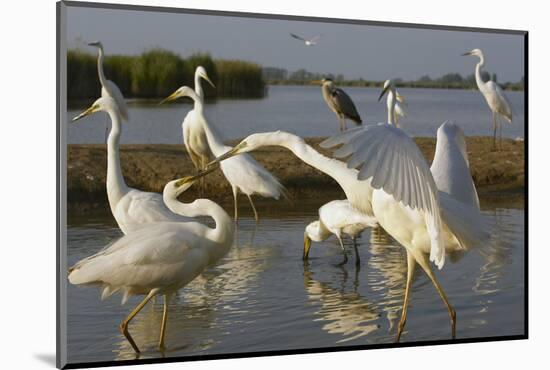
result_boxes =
[321,121,487,341]
[68,166,233,353]
[290,33,320,46]
[72,97,190,234]
[321,78,362,131]
[463,48,512,149]
[88,41,129,121]
[303,200,377,266]
[162,86,286,222]
[210,123,487,340]
[379,79,407,127]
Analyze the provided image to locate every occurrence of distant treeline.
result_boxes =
[263,67,524,91]
[67,48,267,100]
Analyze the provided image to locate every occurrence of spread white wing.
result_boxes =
[321,124,445,268]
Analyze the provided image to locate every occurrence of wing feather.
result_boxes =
[321,124,445,268]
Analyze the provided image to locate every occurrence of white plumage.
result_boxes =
[163,85,286,221]
[303,200,377,265]
[463,48,512,148]
[69,170,233,353]
[321,121,488,341]
[88,41,129,121]
[72,96,190,234]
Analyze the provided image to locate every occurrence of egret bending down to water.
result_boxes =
[303,200,377,266]
[88,41,129,121]
[321,78,362,132]
[162,86,286,222]
[463,48,512,149]
[73,97,190,234]
[321,121,487,341]
[68,166,233,353]
[379,79,407,127]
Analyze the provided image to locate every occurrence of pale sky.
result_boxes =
[66,4,525,82]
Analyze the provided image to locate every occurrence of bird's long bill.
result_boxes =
[175,165,218,187]
[310,80,323,86]
[206,144,242,168]
[378,85,390,101]
[303,233,312,261]
[204,75,216,88]
[72,105,96,122]
[462,51,472,56]
[159,91,180,105]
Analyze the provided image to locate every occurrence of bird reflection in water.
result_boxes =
[303,264,380,343]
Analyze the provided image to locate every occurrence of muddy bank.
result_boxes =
[67,136,524,213]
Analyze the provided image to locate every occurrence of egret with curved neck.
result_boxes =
[162,85,286,222]
[463,48,512,149]
[68,168,233,353]
[72,96,190,234]
[379,79,407,127]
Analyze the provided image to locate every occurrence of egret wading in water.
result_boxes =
[73,97,190,234]
[161,86,286,222]
[290,33,320,46]
[320,78,362,132]
[303,200,377,266]
[321,121,488,341]
[68,166,233,353]
[379,79,407,127]
[463,48,512,149]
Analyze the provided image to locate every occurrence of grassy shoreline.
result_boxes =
[67,136,524,214]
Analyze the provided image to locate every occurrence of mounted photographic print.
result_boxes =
[56,1,527,368]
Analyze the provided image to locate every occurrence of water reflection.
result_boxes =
[303,266,380,342]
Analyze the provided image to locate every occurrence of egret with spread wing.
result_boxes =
[72,97,191,234]
[463,48,512,149]
[68,167,233,353]
[321,121,488,341]
[290,33,320,46]
[161,86,286,222]
[321,78,362,131]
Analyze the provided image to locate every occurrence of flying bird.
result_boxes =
[290,33,320,46]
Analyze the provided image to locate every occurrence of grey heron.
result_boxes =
[290,33,320,46]
[320,78,362,131]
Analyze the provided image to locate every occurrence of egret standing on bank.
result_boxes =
[320,78,362,132]
[161,85,286,222]
[73,97,191,234]
[68,166,233,353]
[463,48,512,149]
[303,200,377,266]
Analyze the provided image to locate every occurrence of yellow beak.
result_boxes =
[206,144,243,168]
[72,105,97,122]
[203,75,216,88]
[303,233,312,261]
[159,91,180,105]
[175,165,218,187]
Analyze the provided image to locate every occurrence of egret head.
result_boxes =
[303,221,331,260]
[462,48,483,58]
[72,96,118,122]
[88,41,104,50]
[159,86,197,105]
[378,79,395,101]
[195,66,216,88]
[164,166,218,199]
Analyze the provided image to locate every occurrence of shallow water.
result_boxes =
[65,197,525,364]
[67,85,525,144]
